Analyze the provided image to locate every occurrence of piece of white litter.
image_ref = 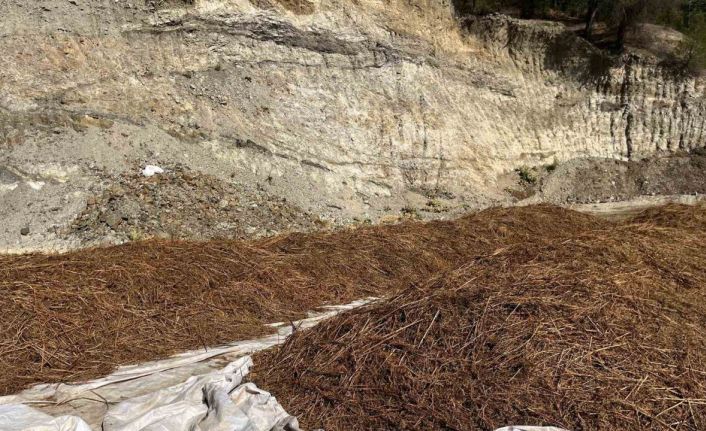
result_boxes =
[141,165,164,177]
[27,181,45,191]
[0,183,19,192]
[494,427,569,431]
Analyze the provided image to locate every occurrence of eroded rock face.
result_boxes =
[0,0,704,251]
[465,15,706,160]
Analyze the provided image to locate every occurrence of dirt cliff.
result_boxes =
[1,0,704,251]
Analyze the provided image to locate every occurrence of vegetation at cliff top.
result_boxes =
[454,0,706,69]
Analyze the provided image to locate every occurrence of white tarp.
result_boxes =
[0,301,372,431]
[0,297,568,431]
[1,398,567,431]
[0,358,569,431]
[0,404,92,431]
[1,357,299,431]
[104,356,299,431]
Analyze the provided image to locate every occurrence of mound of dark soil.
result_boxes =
[537,154,706,204]
[69,166,319,243]
[254,205,706,430]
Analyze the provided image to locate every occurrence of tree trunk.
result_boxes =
[585,0,599,42]
[616,0,648,49]
[617,11,628,49]
[683,0,692,28]
[521,0,536,19]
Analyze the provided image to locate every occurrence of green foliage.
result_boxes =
[516,166,538,185]
[454,0,596,18]
[145,0,194,10]
[652,1,706,71]
[683,13,706,70]
[128,229,146,242]
[401,206,421,219]
[452,0,706,71]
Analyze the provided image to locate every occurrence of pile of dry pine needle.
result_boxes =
[2,204,706,431]
[253,203,706,431]
[0,205,601,395]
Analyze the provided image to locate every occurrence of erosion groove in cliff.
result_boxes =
[466,14,706,158]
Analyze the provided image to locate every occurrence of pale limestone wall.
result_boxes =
[1,0,704,199]
[467,15,706,161]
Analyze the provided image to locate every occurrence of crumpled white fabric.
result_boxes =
[0,298,566,431]
[0,404,92,431]
[1,357,299,431]
[0,301,375,431]
[104,356,298,431]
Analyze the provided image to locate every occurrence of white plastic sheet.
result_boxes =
[0,301,371,431]
[1,357,298,431]
[0,298,569,431]
[104,356,299,431]
[494,427,568,431]
[0,404,92,431]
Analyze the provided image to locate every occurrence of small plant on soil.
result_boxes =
[425,200,447,214]
[516,166,538,185]
[400,206,421,219]
[128,229,146,242]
